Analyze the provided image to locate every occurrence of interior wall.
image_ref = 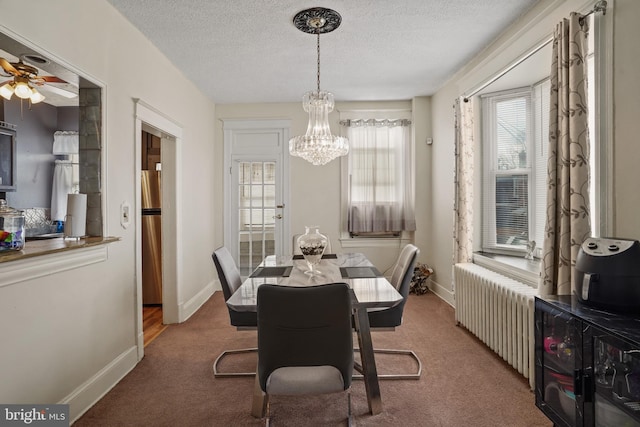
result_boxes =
[428,0,640,303]
[412,96,433,269]
[0,0,217,420]
[57,106,79,130]
[3,100,58,209]
[214,98,430,272]
[611,0,640,238]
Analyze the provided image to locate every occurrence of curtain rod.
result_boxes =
[462,36,552,102]
[462,0,608,103]
[580,0,608,25]
[340,118,412,127]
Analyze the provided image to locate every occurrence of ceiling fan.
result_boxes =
[0,56,67,104]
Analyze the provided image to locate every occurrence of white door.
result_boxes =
[223,120,290,276]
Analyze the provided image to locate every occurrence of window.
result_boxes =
[481,80,550,255]
[478,10,611,258]
[340,113,416,238]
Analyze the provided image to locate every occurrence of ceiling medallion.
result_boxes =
[293,7,342,34]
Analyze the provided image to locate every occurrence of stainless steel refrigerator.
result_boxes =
[141,170,162,305]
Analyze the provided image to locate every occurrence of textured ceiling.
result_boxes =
[107,0,539,104]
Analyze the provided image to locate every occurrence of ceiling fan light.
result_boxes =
[14,81,32,99]
[0,82,14,100]
[30,88,45,104]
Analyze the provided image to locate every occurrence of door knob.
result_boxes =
[273,214,283,219]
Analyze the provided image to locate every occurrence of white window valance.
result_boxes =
[52,131,79,155]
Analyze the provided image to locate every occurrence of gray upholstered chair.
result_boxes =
[257,283,353,425]
[355,243,422,380]
[211,246,257,377]
[292,233,333,255]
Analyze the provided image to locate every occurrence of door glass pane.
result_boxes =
[264,162,275,184]
[239,162,250,184]
[263,209,275,227]
[236,161,276,276]
[238,209,251,231]
[251,185,263,203]
[264,185,275,208]
[239,185,250,207]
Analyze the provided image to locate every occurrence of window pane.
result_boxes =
[482,90,536,253]
[496,174,529,245]
[496,98,528,170]
[533,80,551,249]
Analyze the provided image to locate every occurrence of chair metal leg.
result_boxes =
[353,348,422,380]
[263,395,271,426]
[347,389,352,427]
[251,363,266,418]
[212,347,258,377]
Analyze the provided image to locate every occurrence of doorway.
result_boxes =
[135,100,182,360]
[223,119,290,275]
[141,128,164,345]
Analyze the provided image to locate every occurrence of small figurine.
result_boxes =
[525,240,536,260]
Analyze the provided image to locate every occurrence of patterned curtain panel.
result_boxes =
[452,97,474,266]
[539,13,591,297]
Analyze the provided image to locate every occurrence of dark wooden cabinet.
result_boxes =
[535,296,640,427]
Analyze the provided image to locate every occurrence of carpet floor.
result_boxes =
[75,291,552,426]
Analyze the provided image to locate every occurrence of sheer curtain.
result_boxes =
[539,13,591,297]
[452,97,475,266]
[51,131,79,222]
[51,160,73,222]
[343,118,416,234]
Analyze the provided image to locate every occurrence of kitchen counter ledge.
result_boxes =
[0,236,120,264]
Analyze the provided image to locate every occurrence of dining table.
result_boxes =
[225,252,403,417]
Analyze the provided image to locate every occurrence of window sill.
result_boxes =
[340,235,411,248]
[472,251,540,288]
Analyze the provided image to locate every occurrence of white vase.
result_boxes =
[297,226,328,275]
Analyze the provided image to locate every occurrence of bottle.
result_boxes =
[0,199,25,251]
[545,335,574,361]
[296,226,328,275]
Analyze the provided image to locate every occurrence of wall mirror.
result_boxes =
[0,30,103,238]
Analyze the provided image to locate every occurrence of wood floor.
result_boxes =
[143,305,167,347]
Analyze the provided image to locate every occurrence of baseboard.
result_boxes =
[179,281,215,322]
[428,279,455,307]
[64,345,138,424]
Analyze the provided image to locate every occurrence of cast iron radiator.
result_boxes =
[454,263,537,389]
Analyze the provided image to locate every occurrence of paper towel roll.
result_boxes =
[64,193,87,238]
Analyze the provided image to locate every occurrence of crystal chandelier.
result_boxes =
[289,7,349,166]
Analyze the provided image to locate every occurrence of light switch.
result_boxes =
[120,201,131,229]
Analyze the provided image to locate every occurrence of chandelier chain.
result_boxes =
[316,32,321,92]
